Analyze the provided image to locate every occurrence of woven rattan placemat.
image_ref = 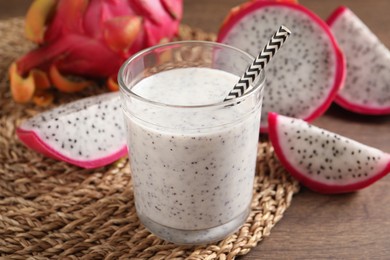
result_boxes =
[0,18,299,259]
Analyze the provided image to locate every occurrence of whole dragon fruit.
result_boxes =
[9,0,182,104]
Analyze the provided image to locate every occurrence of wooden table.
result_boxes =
[1,0,389,259]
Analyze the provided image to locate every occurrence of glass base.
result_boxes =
[138,206,250,245]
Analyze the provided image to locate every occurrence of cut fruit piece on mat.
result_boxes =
[217,1,345,132]
[327,6,390,115]
[16,92,127,169]
[268,112,390,194]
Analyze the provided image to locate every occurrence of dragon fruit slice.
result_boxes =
[16,92,127,169]
[327,6,390,115]
[217,1,345,132]
[268,112,390,193]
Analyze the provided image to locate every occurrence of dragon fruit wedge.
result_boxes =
[9,0,182,104]
[217,1,345,132]
[16,92,127,169]
[268,112,390,194]
[327,6,390,115]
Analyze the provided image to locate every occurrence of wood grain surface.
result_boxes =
[1,0,389,259]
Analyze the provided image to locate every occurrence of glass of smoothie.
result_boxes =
[118,41,265,245]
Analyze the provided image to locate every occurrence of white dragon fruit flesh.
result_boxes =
[217,1,345,132]
[16,92,127,169]
[268,112,390,193]
[327,6,390,115]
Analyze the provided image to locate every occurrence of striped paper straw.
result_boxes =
[224,25,291,101]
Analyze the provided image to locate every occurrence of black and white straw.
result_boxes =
[224,25,291,101]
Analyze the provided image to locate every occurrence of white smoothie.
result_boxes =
[123,67,262,243]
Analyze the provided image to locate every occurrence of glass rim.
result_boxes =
[118,40,265,109]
